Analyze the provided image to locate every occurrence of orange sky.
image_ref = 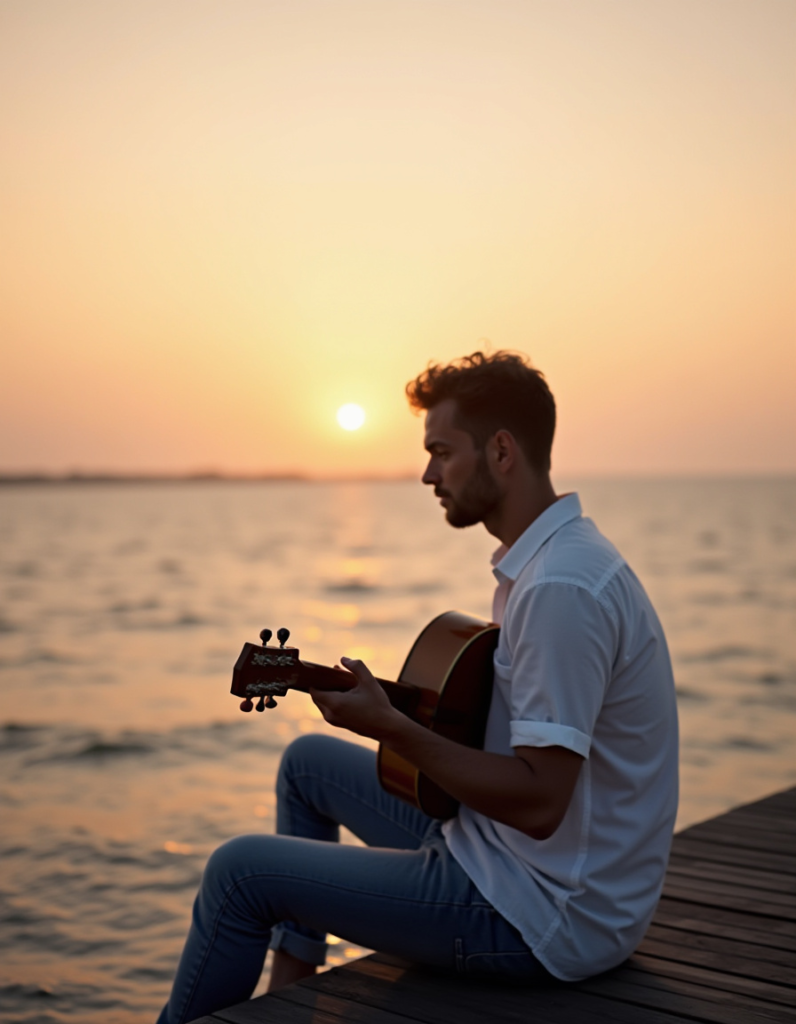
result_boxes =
[1,0,794,478]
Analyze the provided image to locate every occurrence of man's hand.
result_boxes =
[311,655,583,841]
[309,656,401,739]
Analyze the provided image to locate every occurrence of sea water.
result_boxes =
[1,478,794,1023]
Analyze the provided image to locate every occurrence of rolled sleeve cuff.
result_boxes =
[510,720,591,758]
[269,922,328,966]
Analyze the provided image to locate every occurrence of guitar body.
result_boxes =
[230,611,499,820]
[378,611,498,819]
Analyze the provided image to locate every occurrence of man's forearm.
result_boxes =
[376,708,578,840]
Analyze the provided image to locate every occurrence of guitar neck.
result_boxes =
[295,661,419,715]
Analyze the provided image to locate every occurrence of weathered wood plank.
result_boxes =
[215,985,406,1024]
[660,879,796,921]
[661,869,796,911]
[723,810,796,835]
[669,835,796,876]
[655,894,796,939]
[273,984,447,1024]
[623,951,796,1006]
[738,807,796,829]
[652,899,796,952]
[637,939,794,989]
[212,999,338,1024]
[642,921,796,975]
[666,856,796,896]
[663,863,796,905]
[579,973,793,1024]
[675,821,795,857]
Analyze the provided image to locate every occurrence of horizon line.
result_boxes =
[1,469,794,486]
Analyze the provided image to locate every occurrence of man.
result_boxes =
[157,351,678,1024]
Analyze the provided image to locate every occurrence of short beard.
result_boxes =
[442,452,502,529]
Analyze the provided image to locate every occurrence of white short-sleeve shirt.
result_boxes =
[442,493,679,981]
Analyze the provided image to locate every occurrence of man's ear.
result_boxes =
[488,429,518,476]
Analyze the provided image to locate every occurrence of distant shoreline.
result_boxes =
[1,471,793,486]
[0,471,419,485]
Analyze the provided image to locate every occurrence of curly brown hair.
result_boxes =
[406,350,556,472]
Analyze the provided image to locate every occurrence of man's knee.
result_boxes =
[202,834,273,892]
[277,733,343,792]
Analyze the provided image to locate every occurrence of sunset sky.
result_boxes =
[1,0,794,478]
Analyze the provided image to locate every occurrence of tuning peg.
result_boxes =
[240,698,254,712]
[265,696,278,708]
[259,628,273,646]
[256,695,266,712]
[277,627,290,648]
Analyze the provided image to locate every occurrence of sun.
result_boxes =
[336,404,366,431]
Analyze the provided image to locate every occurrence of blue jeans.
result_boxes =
[156,734,549,1023]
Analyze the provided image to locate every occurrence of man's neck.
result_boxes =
[484,475,559,548]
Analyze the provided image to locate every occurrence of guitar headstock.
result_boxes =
[231,627,300,712]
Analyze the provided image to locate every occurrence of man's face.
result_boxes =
[422,399,501,529]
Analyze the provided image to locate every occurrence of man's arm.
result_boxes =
[311,656,583,841]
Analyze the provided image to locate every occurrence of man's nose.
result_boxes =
[421,461,438,486]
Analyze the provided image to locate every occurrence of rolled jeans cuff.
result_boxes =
[269,923,328,966]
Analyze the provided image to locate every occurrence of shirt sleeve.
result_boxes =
[499,582,617,758]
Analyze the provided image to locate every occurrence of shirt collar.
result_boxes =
[491,492,582,582]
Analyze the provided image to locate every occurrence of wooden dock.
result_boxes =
[191,786,796,1023]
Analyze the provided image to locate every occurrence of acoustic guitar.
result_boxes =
[231,611,498,819]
